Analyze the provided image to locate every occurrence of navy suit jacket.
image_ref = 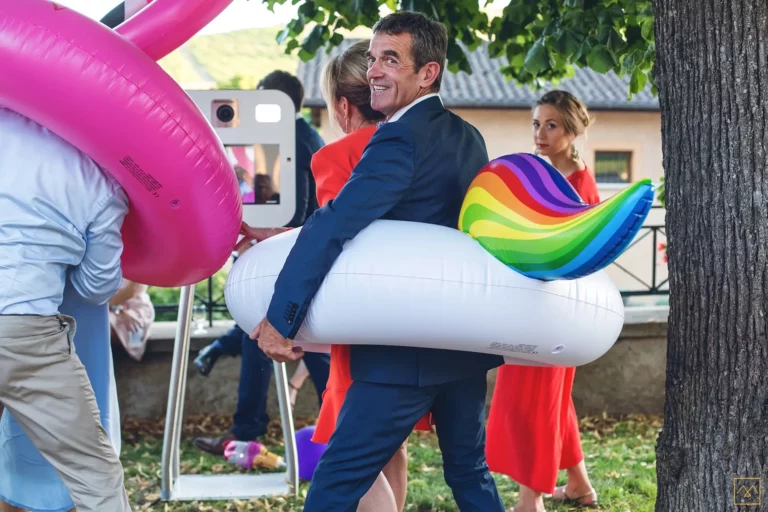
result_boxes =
[286,117,325,227]
[267,97,504,386]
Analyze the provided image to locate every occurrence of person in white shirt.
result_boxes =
[0,107,132,512]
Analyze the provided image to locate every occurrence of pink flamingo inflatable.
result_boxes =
[0,0,239,286]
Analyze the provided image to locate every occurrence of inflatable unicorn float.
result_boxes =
[226,154,654,367]
[0,0,654,368]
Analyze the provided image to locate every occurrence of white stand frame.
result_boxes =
[159,284,299,501]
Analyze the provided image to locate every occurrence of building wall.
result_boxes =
[313,107,668,299]
[453,108,664,188]
[117,312,669,419]
[315,107,663,190]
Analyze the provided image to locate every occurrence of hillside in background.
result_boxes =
[157,0,505,89]
[158,25,375,89]
[158,26,300,88]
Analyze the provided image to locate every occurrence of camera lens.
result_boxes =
[216,104,235,123]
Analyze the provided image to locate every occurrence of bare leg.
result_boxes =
[381,441,408,512]
[357,472,397,512]
[565,460,594,496]
[510,484,545,512]
[551,461,597,505]
[288,359,309,405]
[357,441,409,512]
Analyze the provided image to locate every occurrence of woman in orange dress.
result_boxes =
[308,40,431,512]
[486,90,600,512]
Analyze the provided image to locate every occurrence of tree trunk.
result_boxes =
[654,0,768,510]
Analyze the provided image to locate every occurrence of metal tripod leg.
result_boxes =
[159,283,299,501]
[160,284,195,499]
[274,360,299,493]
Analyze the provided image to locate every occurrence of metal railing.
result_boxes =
[153,281,229,326]
[150,208,669,323]
[609,224,668,297]
[606,205,668,297]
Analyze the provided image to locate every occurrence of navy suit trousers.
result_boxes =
[303,374,504,512]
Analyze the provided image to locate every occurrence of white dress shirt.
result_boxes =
[0,108,129,315]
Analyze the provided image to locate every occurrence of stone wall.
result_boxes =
[114,307,668,421]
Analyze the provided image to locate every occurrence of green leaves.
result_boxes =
[553,28,583,58]
[446,40,472,74]
[302,24,328,56]
[260,0,656,97]
[598,25,626,53]
[505,41,526,70]
[641,16,655,41]
[587,44,618,73]
[487,0,652,89]
[572,37,596,65]
[656,176,665,207]
[630,67,648,94]
[524,40,554,75]
[329,32,344,47]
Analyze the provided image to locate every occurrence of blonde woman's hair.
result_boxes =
[321,40,385,129]
[534,90,593,162]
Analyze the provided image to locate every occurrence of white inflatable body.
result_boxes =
[225,220,624,367]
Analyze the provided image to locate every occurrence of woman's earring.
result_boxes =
[533,146,540,156]
[571,145,579,160]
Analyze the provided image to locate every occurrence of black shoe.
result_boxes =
[194,343,222,376]
[193,431,236,456]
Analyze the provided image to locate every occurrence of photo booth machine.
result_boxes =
[160,89,301,502]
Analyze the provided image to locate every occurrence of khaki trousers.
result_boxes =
[0,314,131,512]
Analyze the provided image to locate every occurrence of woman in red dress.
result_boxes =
[486,90,600,512]
[308,40,432,512]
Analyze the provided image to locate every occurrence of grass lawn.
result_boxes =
[121,414,660,511]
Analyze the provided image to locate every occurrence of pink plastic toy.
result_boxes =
[0,0,240,286]
[224,440,285,471]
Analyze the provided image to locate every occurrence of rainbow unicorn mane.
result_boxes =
[459,153,654,281]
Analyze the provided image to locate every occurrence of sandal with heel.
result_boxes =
[550,486,598,507]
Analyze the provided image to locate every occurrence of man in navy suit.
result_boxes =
[248,12,505,511]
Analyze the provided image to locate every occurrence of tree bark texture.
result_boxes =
[654,0,768,510]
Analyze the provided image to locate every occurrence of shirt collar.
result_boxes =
[386,93,442,123]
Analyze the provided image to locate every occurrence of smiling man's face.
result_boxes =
[366,32,425,119]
